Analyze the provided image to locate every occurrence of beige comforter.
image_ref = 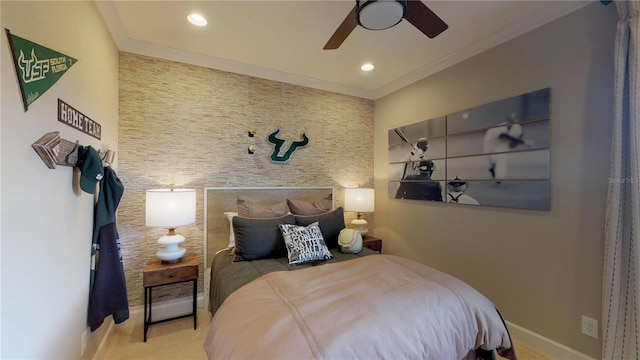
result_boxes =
[204,254,516,360]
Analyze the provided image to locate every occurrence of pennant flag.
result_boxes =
[5,29,77,111]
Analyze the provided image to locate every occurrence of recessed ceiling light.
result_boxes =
[361,63,374,71]
[187,13,207,27]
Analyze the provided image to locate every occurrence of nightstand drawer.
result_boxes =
[143,254,198,287]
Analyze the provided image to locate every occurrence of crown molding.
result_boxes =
[95,0,590,101]
[371,1,592,99]
[94,0,375,99]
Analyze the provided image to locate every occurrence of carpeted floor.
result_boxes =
[99,309,553,360]
[99,309,210,360]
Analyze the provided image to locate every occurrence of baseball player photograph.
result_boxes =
[483,114,535,182]
[387,124,446,197]
[395,160,443,201]
[388,88,551,210]
[446,177,479,205]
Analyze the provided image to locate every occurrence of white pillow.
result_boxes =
[224,212,238,248]
[278,221,332,266]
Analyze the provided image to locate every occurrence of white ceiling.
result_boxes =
[95,0,590,100]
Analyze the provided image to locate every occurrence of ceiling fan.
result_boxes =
[324,0,448,50]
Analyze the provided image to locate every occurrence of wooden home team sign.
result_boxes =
[57,99,101,140]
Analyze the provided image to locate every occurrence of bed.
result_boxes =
[203,187,517,360]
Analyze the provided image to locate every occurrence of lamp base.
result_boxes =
[350,218,368,235]
[157,233,186,263]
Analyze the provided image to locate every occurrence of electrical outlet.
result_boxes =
[582,316,598,339]
[81,329,88,355]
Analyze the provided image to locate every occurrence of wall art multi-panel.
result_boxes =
[388,88,551,211]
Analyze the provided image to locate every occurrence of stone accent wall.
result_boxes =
[117,52,374,306]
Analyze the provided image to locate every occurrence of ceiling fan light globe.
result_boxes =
[357,0,406,30]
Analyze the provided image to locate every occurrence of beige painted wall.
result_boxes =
[373,3,616,358]
[117,52,374,306]
[1,1,118,358]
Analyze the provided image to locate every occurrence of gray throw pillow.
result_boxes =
[293,207,344,249]
[232,214,295,262]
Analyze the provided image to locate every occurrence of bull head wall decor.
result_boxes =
[267,129,309,163]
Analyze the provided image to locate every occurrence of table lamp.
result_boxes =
[344,187,375,235]
[145,188,196,263]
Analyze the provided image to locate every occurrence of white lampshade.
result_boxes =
[146,189,196,228]
[146,189,196,263]
[345,188,375,213]
[344,188,375,235]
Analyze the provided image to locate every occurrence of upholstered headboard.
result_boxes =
[203,186,334,268]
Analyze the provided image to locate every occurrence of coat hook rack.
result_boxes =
[99,149,115,166]
[32,131,115,169]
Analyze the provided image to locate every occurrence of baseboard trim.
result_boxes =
[506,321,596,360]
[91,320,114,360]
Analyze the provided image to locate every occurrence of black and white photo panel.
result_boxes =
[390,180,446,202]
[387,88,551,211]
[388,159,446,182]
[447,150,550,181]
[389,179,551,210]
[449,180,551,211]
[447,119,550,158]
[447,88,550,135]
[388,116,446,146]
[388,138,446,166]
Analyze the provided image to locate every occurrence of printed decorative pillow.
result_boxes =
[279,222,332,266]
[287,193,332,215]
[237,197,289,218]
[223,212,238,248]
[232,214,295,262]
[294,207,345,249]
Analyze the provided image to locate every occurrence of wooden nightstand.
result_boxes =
[362,234,382,253]
[143,253,198,342]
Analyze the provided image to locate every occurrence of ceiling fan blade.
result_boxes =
[404,1,448,39]
[323,5,358,50]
